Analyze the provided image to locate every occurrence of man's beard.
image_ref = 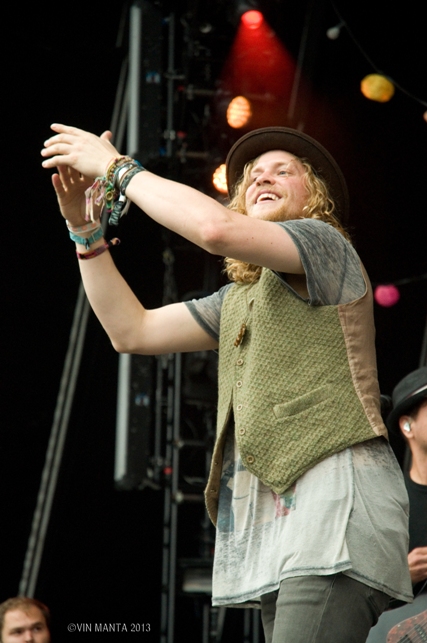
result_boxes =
[250,200,303,223]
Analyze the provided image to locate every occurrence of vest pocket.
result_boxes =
[273,385,334,419]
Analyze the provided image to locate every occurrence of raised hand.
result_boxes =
[52,166,102,227]
[42,124,119,179]
[408,546,427,585]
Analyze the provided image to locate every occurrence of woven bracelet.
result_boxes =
[69,226,104,249]
[120,165,145,194]
[108,165,146,226]
[66,219,101,234]
[76,238,121,261]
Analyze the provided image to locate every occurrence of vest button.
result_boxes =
[246,455,255,464]
[236,380,243,388]
[238,428,245,435]
[236,358,244,366]
[236,404,243,411]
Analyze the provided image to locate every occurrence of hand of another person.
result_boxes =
[52,166,102,227]
[408,546,427,585]
[42,125,120,178]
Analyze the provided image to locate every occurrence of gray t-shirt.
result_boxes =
[185,219,412,607]
[186,219,366,340]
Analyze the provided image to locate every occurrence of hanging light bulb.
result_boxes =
[374,284,400,307]
[326,22,343,40]
[212,164,228,193]
[226,96,252,128]
[360,74,395,103]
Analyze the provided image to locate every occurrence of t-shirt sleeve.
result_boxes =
[275,219,367,306]
[184,283,232,342]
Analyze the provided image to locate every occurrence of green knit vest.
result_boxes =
[216,269,378,495]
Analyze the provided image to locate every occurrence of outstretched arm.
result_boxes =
[42,124,304,274]
[52,165,217,355]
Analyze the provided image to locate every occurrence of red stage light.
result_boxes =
[241,10,263,30]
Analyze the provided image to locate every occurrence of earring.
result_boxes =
[403,422,411,432]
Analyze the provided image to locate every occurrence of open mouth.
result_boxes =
[256,192,280,204]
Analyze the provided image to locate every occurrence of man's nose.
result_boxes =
[256,171,275,184]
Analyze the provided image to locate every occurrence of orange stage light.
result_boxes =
[212,164,228,193]
[226,96,253,128]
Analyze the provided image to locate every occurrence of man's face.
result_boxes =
[1,607,50,643]
[245,150,309,222]
[411,399,427,453]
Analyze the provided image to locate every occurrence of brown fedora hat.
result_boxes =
[386,366,427,434]
[226,126,350,222]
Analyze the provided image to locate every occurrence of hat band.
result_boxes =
[405,384,427,400]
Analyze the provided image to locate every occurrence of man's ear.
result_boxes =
[399,415,412,437]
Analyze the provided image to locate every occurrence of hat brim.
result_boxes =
[386,389,427,434]
[226,127,349,223]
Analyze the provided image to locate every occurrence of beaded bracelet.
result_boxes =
[76,238,121,261]
[69,225,104,249]
[105,156,132,184]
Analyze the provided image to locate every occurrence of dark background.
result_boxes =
[1,0,426,641]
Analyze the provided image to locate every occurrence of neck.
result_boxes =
[409,449,427,485]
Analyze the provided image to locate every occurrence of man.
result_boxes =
[41,124,412,643]
[390,366,427,597]
[0,597,50,643]
[366,366,427,642]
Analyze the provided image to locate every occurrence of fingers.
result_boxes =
[42,153,72,169]
[100,130,113,141]
[50,123,87,136]
[41,123,120,176]
[51,172,66,198]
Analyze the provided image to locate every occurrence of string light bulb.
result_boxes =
[226,96,252,128]
[361,74,395,102]
[326,22,343,40]
[374,284,400,307]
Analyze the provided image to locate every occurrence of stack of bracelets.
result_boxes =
[67,156,145,260]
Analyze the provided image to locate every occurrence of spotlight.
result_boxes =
[226,95,252,128]
[212,164,228,194]
[234,1,263,29]
[241,10,263,29]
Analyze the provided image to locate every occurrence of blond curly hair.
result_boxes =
[224,155,350,284]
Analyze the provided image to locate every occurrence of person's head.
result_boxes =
[386,367,427,452]
[224,127,350,283]
[0,598,50,643]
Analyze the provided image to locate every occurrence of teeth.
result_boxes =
[257,193,279,203]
